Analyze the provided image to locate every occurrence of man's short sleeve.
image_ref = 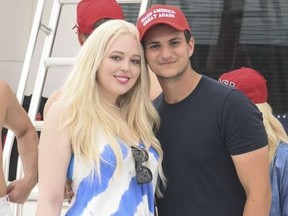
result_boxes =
[221,89,268,155]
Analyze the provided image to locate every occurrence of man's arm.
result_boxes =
[3,82,38,203]
[232,146,271,216]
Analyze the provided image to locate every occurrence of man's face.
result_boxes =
[143,25,194,80]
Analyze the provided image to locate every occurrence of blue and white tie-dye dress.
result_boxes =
[66,138,159,216]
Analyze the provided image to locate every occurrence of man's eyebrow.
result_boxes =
[145,41,159,46]
[145,36,182,45]
[169,36,182,41]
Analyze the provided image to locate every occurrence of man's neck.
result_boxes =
[159,69,201,104]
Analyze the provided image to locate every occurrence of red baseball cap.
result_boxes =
[137,4,191,41]
[76,0,124,34]
[219,67,268,104]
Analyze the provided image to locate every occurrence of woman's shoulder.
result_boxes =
[43,97,69,130]
[44,88,63,118]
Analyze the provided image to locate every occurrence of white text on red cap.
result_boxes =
[140,8,176,27]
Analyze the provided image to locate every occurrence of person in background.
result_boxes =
[219,67,288,216]
[74,0,124,45]
[44,0,162,117]
[0,80,38,215]
[36,19,166,216]
[136,4,271,216]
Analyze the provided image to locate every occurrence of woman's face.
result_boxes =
[97,33,141,104]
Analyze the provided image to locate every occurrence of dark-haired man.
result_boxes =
[137,4,271,216]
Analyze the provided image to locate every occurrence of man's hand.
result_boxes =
[64,179,74,203]
[6,177,36,204]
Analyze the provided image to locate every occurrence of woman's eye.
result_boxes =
[131,59,140,65]
[111,55,121,61]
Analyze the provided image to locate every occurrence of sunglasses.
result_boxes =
[131,146,153,184]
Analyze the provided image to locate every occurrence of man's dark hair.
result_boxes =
[82,18,112,40]
[93,18,112,30]
[184,30,192,43]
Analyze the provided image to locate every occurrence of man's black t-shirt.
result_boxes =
[154,76,267,216]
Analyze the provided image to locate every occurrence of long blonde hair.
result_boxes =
[256,103,288,162]
[57,20,165,191]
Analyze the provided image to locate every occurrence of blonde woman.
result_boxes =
[219,67,288,216]
[43,0,162,119]
[36,20,165,216]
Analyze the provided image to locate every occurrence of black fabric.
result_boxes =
[154,76,267,216]
[8,139,18,181]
